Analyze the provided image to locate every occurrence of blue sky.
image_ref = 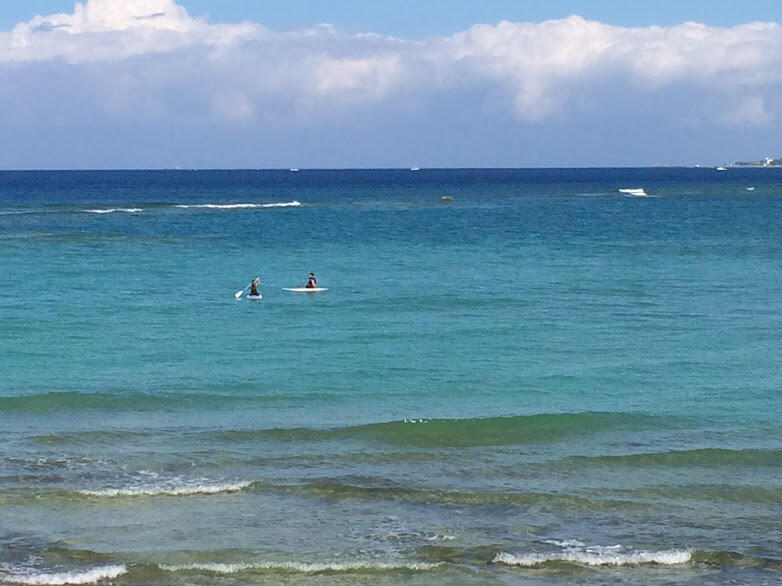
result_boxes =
[1,1,781,168]
[3,1,781,36]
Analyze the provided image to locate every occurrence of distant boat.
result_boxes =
[410,167,420,171]
[289,168,299,172]
[618,188,648,197]
[746,187,755,191]
[716,166,727,171]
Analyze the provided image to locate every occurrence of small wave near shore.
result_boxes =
[493,541,694,568]
[77,480,255,498]
[0,565,128,585]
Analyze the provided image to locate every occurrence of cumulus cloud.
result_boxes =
[3,0,259,62]
[1,0,781,166]
[441,17,782,119]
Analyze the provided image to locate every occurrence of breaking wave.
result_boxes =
[0,565,127,585]
[77,480,255,498]
[159,561,441,574]
[493,541,693,567]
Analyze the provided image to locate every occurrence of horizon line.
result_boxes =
[0,165,747,172]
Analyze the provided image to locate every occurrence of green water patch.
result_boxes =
[692,550,782,569]
[210,411,658,447]
[29,429,155,445]
[0,390,329,413]
[630,484,782,503]
[270,478,643,511]
[566,448,782,468]
[414,544,505,565]
[38,546,117,565]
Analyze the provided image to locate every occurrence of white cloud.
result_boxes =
[1,1,781,135]
[3,0,260,62]
[312,55,403,98]
[436,16,782,119]
[25,0,194,33]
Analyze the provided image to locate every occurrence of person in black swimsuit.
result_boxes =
[305,273,317,288]
[249,278,260,296]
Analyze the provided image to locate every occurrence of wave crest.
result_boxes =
[493,542,693,568]
[0,565,127,585]
[78,481,255,498]
[569,448,782,468]
[159,561,441,574]
[273,479,637,510]
[221,412,658,447]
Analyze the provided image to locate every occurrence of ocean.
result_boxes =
[0,168,780,585]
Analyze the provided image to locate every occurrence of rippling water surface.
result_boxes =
[1,169,781,585]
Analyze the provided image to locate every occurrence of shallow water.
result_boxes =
[1,169,781,584]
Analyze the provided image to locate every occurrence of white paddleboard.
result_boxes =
[246,294,263,300]
[283,287,327,292]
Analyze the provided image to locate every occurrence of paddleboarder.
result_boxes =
[249,277,260,296]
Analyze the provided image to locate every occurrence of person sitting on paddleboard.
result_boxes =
[306,273,317,289]
[250,278,260,296]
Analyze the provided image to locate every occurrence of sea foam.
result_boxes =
[78,480,254,497]
[493,541,693,567]
[0,565,127,585]
[159,561,441,574]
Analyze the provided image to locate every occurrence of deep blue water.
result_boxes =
[1,169,781,585]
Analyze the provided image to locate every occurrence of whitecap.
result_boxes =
[0,565,127,585]
[84,208,142,214]
[174,201,300,209]
[262,201,302,208]
[542,539,586,548]
[78,480,254,497]
[159,561,441,574]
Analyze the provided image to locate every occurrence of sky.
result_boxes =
[1,0,781,168]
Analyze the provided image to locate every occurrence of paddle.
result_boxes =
[234,277,260,299]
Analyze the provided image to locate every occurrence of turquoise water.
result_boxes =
[1,169,780,584]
